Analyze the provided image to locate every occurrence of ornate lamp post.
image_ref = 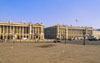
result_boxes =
[83,27,87,45]
[65,28,67,44]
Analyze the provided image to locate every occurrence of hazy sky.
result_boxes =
[0,0,100,28]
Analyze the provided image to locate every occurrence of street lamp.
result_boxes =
[83,27,87,45]
[65,29,67,44]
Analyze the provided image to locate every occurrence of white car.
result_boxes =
[22,38,28,40]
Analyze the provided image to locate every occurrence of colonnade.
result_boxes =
[0,25,44,40]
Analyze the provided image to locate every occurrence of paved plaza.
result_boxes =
[0,40,100,63]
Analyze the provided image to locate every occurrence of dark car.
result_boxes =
[53,39,62,43]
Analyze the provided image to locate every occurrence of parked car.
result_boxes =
[87,36,99,41]
[53,38,62,43]
[21,38,28,40]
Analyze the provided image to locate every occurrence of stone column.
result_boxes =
[10,26,11,34]
[19,26,21,34]
[5,26,7,39]
[32,27,33,39]
[29,25,32,39]
[35,27,36,34]
[9,26,11,39]
[32,27,34,39]
[16,26,18,34]
[17,26,19,34]
[6,26,8,34]
[22,27,24,38]
[0,26,1,40]
[33,27,34,34]
[3,26,5,40]
[13,26,14,33]
[38,27,40,35]
[3,26,4,34]
[23,27,24,34]
[19,26,21,39]
[41,26,43,33]
[0,26,1,34]
[38,27,40,39]
[34,27,36,39]
[13,26,15,39]
[41,26,44,39]
[66,26,68,39]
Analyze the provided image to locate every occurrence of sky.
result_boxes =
[0,0,100,28]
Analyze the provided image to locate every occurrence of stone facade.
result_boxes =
[92,29,100,38]
[44,24,68,39]
[0,22,44,40]
[68,26,93,39]
[44,25,93,39]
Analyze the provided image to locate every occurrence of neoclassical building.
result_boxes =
[0,21,44,40]
[92,29,100,38]
[44,24,68,39]
[68,26,93,39]
[44,24,93,39]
